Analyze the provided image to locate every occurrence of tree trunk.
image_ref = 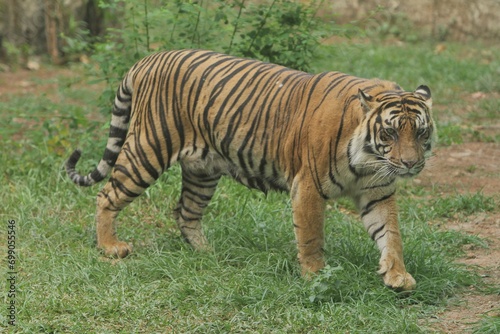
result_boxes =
[44,0,61,64]
[0,0,104,64]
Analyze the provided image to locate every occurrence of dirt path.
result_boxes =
[416,143,500,332]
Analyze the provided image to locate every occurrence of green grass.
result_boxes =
[474,316,500,334]
[1,41,499,333]
[0,165,485,333]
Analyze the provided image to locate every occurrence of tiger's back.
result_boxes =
[66,49,435,291]
[123,50,399,193]
[127,50,312,192]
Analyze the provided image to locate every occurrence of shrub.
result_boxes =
[63,0,330,111]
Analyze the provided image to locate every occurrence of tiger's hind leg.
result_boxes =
[95,137,166,258]
[173,166,221,251]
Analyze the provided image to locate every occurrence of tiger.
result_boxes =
[66,49,435,291]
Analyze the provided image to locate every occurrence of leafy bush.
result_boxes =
[63,0,330,110]
[226,0,325,72]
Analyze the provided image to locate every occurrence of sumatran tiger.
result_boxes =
[66,49,435,291]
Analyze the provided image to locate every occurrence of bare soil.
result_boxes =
[414,142,500,333]
[1,67,499,333]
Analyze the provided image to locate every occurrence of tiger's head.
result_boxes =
[350,85,436,179]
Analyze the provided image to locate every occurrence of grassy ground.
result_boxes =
[1,40,499,333]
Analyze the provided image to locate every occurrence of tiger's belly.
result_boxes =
[180,149,290,193]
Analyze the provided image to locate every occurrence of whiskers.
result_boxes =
[413,159,427,173]
[368,162,399,185]
[421,152,437,171]
[352,155,399,187]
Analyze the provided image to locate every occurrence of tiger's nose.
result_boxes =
[402,160,417,169]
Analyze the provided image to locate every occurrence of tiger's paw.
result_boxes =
[100,241,132,258]
[299,256,325,280]
[183,233,212,252]
[377,254,416,291]
[382,271,416,291]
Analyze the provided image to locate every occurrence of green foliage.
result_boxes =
[226,0,325,71]
[61,17,94,56]
[62,0,328,106]
[101,0,327,73]
[0,41,32,69]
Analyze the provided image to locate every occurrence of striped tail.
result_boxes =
[66,75,133,187]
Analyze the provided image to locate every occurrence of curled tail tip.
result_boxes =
[65,149,96,187]
[66,149,83,169]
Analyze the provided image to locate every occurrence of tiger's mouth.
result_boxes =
[398,170,417,178]
[384,158,426,178]
[396,163,425,177]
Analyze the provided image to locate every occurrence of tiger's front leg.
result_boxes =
[291,176,326,277]
[359,193,416,291]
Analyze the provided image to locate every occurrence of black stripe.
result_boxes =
[361,191,395,218]
[178,212,200,222]
[361,179,395,190]
[182,177,219,189]
[333,94,358,175]
[336,77,365,98]
[308,147,328,199]
[109,126,128,138]
[177,198,204,216]
[181,187,213,202]
[372,227,386,241]
[113,164,150,189]
[89,169,106,183]
[110,177,141,198]
[183,193,210,208]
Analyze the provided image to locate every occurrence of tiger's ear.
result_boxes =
[414,85,432,107]
[358,89,375,113]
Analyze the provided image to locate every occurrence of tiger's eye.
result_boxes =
[385,128,397,137]
[417,128,429,140]
[380,127,396,141]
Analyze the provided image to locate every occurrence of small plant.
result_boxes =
[226,0,326,72]
[308,264,345,303]
[466,165,477,173]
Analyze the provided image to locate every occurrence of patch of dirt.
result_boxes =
[0,67,74,99]
[416,142,500,196]
[430,212,500,333]
[429,293,499,333]
[416,143,500,333]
